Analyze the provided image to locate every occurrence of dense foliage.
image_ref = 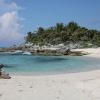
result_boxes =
[26,22,100,47]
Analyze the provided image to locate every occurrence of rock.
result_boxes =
[0,64,11,79]
[63,49,71,55]
[0,73,11,79]
[0,64,4,69]
[0,64,4,76]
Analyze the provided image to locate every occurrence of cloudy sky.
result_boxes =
[0,0,100,47]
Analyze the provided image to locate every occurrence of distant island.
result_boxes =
[0,21,100,56]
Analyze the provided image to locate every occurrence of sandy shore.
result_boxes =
[0,48,100,100]
[72,47,100,58]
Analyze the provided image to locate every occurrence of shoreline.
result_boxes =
[9,68,100,77]
[8,64,100,77]
[72,47,100,58]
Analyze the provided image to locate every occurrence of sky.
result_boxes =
[0,0,100,47]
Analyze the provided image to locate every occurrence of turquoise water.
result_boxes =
[0,54,100,74]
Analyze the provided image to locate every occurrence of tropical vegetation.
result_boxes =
[25,22,100,47]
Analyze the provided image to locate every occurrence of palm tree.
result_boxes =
[56,23,64,33]
[26,32,34,43]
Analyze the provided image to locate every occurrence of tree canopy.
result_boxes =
[25,21,100,47]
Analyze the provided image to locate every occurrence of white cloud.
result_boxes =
[0,0,21,11]
[0,11,24,46]
[0,1,24,46]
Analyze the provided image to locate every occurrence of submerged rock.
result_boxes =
[0,64,4,69]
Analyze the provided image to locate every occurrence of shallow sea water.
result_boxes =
[0,54,100,75]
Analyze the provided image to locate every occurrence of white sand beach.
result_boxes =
[0,48,100,100]
[72,47,100,58]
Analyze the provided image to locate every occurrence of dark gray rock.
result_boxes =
[0,73,11,79]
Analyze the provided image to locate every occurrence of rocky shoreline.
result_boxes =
[0,47,88,56]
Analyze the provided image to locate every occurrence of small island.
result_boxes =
[0,22,100,56]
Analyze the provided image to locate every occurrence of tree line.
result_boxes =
[26,22,100,47]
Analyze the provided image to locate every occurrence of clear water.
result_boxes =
[0,54,100,74]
